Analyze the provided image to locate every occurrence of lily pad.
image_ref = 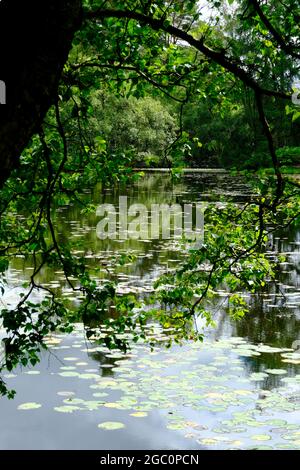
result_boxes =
[57,391,76,397]
[18,402,42,411]
[58,371,80,378]
[265,369,287,375]
[78,373,99,380]
[251,434,271,441]
[54,405,81,413]
[130,412,148,418]
[199,438,218,446]
[97,421,125,430]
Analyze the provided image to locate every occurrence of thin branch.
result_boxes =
[248,0,300,59]
[85,8,291,100]
[254,90,284,207]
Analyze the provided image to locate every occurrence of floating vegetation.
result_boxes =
[251,434,272,441]
[58,371,80,378]
[265,369,288,376]
[0,174,299,450]
[54,406,82,413]
[249,373,269,382]
[92,392,109,398]
[97,422,126,431]
[78,373,100,380]
[130,412,148,418]
[18,403,42,411]
[2,255,300,448]
[57,391,76,397]
[32,330,299,450]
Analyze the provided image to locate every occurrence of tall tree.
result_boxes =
[0,0,82,186]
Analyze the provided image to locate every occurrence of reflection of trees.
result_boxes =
[87,350,133,378]
[7,175,300,349]
[235,294,300,349]
[209,224,300,381]
[87,350,115,377]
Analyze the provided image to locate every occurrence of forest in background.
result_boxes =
[62,0,300,170]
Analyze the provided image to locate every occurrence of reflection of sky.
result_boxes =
[198,0,237,23]
[0,171,300,449]
[0,330,299,450]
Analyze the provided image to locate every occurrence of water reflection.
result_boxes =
[1,172,299,450]
[5,173,300,365]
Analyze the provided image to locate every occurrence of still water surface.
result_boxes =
[0,173,299,450]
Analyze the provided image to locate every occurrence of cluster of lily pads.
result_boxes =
[13,330,300,450]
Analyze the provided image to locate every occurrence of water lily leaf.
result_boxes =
[277,443,300,449]
[235,349,261,357]
[54,405,81,413]
[57,391,75,397]
[265,369,287,375]
[249,445,273,450]
[166,423,186,430]
[266,419,287,426]
[249,372,268,381]
[83,401,104,410]
[18,402,42,410]
[92,392,109,398]
[256,346,286,354]
[78,373,99,380]
[198,438,218,446]
[63,398,85,405]
[234,390,253,396]
[97,421,125,430]
[104,402,124,409]
[251,434,271,441]
[58,371,80,377]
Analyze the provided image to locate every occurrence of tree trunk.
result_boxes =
[0,0,82,186]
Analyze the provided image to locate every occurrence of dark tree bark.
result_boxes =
[0,0,82,186]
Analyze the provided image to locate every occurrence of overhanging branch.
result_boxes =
[248,0,300,60]
[85,8,291,100]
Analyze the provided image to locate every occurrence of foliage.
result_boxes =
[154,177,300,325]
[89,92,177,166]
[0,0,300,397]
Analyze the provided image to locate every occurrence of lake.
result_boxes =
[0,172,299,450]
